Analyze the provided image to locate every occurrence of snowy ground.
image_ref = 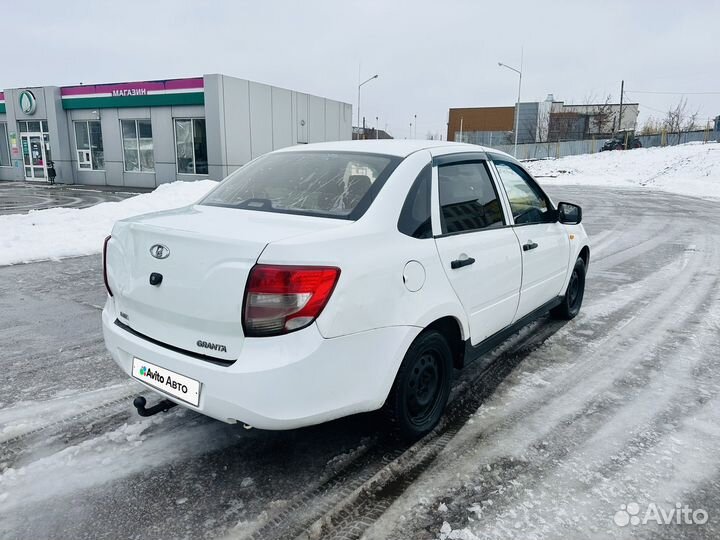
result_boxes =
[526,142,720,200]
[0,180,216,266]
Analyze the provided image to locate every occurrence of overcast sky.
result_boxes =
[5,0,718,138]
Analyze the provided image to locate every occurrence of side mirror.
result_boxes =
[557,202,582,224]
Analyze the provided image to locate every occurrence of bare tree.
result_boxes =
[640,116,662,135]
[591,95,614,136]
[664,98,700,144]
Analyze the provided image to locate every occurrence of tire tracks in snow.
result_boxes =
[364,231,720,538]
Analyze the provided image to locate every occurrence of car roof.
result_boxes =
[274,139,515,160]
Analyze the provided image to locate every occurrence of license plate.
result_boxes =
[132,358,201,407]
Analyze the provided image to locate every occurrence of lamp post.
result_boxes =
[375,116,379,139]
[357,74,378,139]
[498,53,523,157]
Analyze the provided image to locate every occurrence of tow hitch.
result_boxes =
[133,395,177,417]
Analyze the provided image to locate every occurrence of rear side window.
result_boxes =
[398,164,432,239]
[201,151,401,220]
[438,161,505,234]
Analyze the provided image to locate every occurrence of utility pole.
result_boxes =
[498,47,523,157]
[618,79,624,134]
[357,74,379,139]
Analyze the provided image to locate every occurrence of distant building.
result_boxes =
[448,94,639,144]
[352,127,393,140]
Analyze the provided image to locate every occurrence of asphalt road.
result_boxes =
[1,186,719,540]
[0,181,141,215]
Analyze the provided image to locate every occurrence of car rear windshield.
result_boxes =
[200,151,402,219]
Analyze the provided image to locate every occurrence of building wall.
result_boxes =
[516,102,539,144]
[447,107,515,142]
[0,86,73,183]
[204,74,351,179]
[66,104,206,187]
[549,102,639,135]
[449,99,641,146]
[1,74,352,186]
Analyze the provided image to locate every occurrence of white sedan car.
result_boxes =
[102,140,589,439]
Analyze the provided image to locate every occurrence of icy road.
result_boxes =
[1,185,719,540]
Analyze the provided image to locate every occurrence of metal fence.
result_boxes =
[490,129,719,160]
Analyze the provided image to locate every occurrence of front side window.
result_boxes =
[121,119,154,172]
[175,118,208,175]
[0,123,10,167]
[437,161,505,234]
[74,120,104,170]
[493,160,553,225]
[201,151,401,219]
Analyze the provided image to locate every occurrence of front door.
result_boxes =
[22,133,47,180]
[491,159,571,319]
[19,120,52,182]
[432,158,522,346]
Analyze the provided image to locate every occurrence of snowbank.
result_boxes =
[527,141,720,199]
[0,180,217,266]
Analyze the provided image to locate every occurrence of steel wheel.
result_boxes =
[405,351,443,427]
[383,330,453,440]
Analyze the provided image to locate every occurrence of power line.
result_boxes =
[624,93,667,115]
[626,90,720,95]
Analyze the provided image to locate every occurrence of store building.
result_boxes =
[0,74,352,187]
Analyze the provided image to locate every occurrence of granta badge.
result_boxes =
[150,244,170,259]
[197,340,228,353]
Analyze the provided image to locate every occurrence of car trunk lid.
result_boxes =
[106,204,347,361]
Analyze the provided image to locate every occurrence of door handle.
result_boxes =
[523,241,539,251]
[451,256,476,269]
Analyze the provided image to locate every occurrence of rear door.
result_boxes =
[432,155,522,346]
[490,157,570,319]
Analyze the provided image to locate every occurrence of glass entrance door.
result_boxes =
[22,134,48,180]
[19,120,52,182]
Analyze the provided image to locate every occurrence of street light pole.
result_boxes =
[498,50,523,157]
[357,74,378,139]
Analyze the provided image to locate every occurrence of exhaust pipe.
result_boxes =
[133,395,177,417]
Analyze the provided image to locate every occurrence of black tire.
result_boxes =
[551,257,586,320]
[383,330,453,440]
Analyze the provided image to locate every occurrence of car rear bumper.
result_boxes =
[102,303,420,429]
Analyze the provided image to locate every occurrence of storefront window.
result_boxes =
[0,123,10,167]
[175,118,208,175]
[74,121,104,170]
[121,119,154,172]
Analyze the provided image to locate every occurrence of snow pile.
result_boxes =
[0,180,217,266]
[527,141,720,199]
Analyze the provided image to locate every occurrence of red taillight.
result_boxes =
[103,235,113,297]
[243,264,340,337]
